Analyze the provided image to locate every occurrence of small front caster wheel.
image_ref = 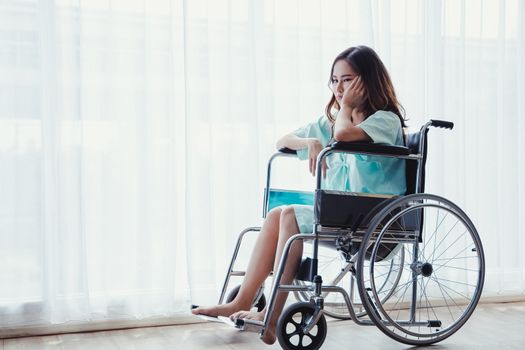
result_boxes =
[226,285,266,312]
[276,302,327,350]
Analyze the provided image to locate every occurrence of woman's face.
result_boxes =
[329,59,358,103]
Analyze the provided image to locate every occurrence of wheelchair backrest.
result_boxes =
[405,128,429,194]
[404,128,430,241]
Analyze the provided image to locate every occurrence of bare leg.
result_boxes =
[192,208,283,317]
[261,206,303,345]
[229,205,303,337]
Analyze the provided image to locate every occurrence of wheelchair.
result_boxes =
[217,120,485,349]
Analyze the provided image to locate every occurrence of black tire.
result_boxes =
[276,302,327,350]
[254,293,266,312]
[356,193,485,346]
[226,285,266,312]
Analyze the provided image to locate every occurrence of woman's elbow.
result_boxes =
[334,127,369,142]
[275,138,285,150]
[333,129,349,142]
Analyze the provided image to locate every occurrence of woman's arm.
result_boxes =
[276,133,319,151]
[276,133,326,176]
[333,106,370,142]
[333,76,371,142]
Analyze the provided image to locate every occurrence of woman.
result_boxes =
[192,45,407,345]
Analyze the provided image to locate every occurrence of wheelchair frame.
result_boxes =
[217,120,485,349]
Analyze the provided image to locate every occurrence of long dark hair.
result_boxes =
[324,46,406,128]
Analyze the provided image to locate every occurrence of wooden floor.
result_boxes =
[1,302,524,350]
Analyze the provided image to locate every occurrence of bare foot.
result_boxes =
[191,302,246,318]
[229,310,276,345]
[229,309,264,322]
[261,323,277,345]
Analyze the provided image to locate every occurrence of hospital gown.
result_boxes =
[290,110,407,233]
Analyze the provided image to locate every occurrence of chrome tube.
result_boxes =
[260,234,339,329]
[218,227,261,304]
[261,233,316,330]
[263,152,297,218]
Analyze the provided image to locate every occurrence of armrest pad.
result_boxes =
[278,147,297,155]
[330,141,411,156]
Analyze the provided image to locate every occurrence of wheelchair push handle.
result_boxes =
[430,119,454,130]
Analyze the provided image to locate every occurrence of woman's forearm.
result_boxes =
[333,106,370,142]
[276,133,317,150]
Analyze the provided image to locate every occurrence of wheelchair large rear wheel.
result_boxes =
[356,194,485,345]
[293,239,404,319]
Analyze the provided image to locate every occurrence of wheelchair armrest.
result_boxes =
[278,147,297,155]
[330,141,411,156]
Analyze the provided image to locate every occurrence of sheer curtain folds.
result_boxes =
[0,0,524,332]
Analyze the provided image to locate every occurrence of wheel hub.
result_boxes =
[411,261,433,277]
[421,262,433,277]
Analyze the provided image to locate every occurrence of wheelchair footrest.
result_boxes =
[235,318,264,332]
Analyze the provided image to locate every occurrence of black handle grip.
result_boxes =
[278,147,297,154]
[430,119,454,130]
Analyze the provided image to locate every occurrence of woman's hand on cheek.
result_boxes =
[342,76,365,109]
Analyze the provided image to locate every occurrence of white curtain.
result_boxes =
[0,0,524,332]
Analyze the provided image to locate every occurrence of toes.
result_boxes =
[244,312,259,320]
[249,311,265,321]
[192,306,219,317]
[229,310,264,321]
[229,310,249,320]
[191,307,204,315]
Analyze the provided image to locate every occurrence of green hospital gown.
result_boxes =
[290,110,407,233]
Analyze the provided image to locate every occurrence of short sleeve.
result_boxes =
[293,116,332,160]
[356,111,402,145]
